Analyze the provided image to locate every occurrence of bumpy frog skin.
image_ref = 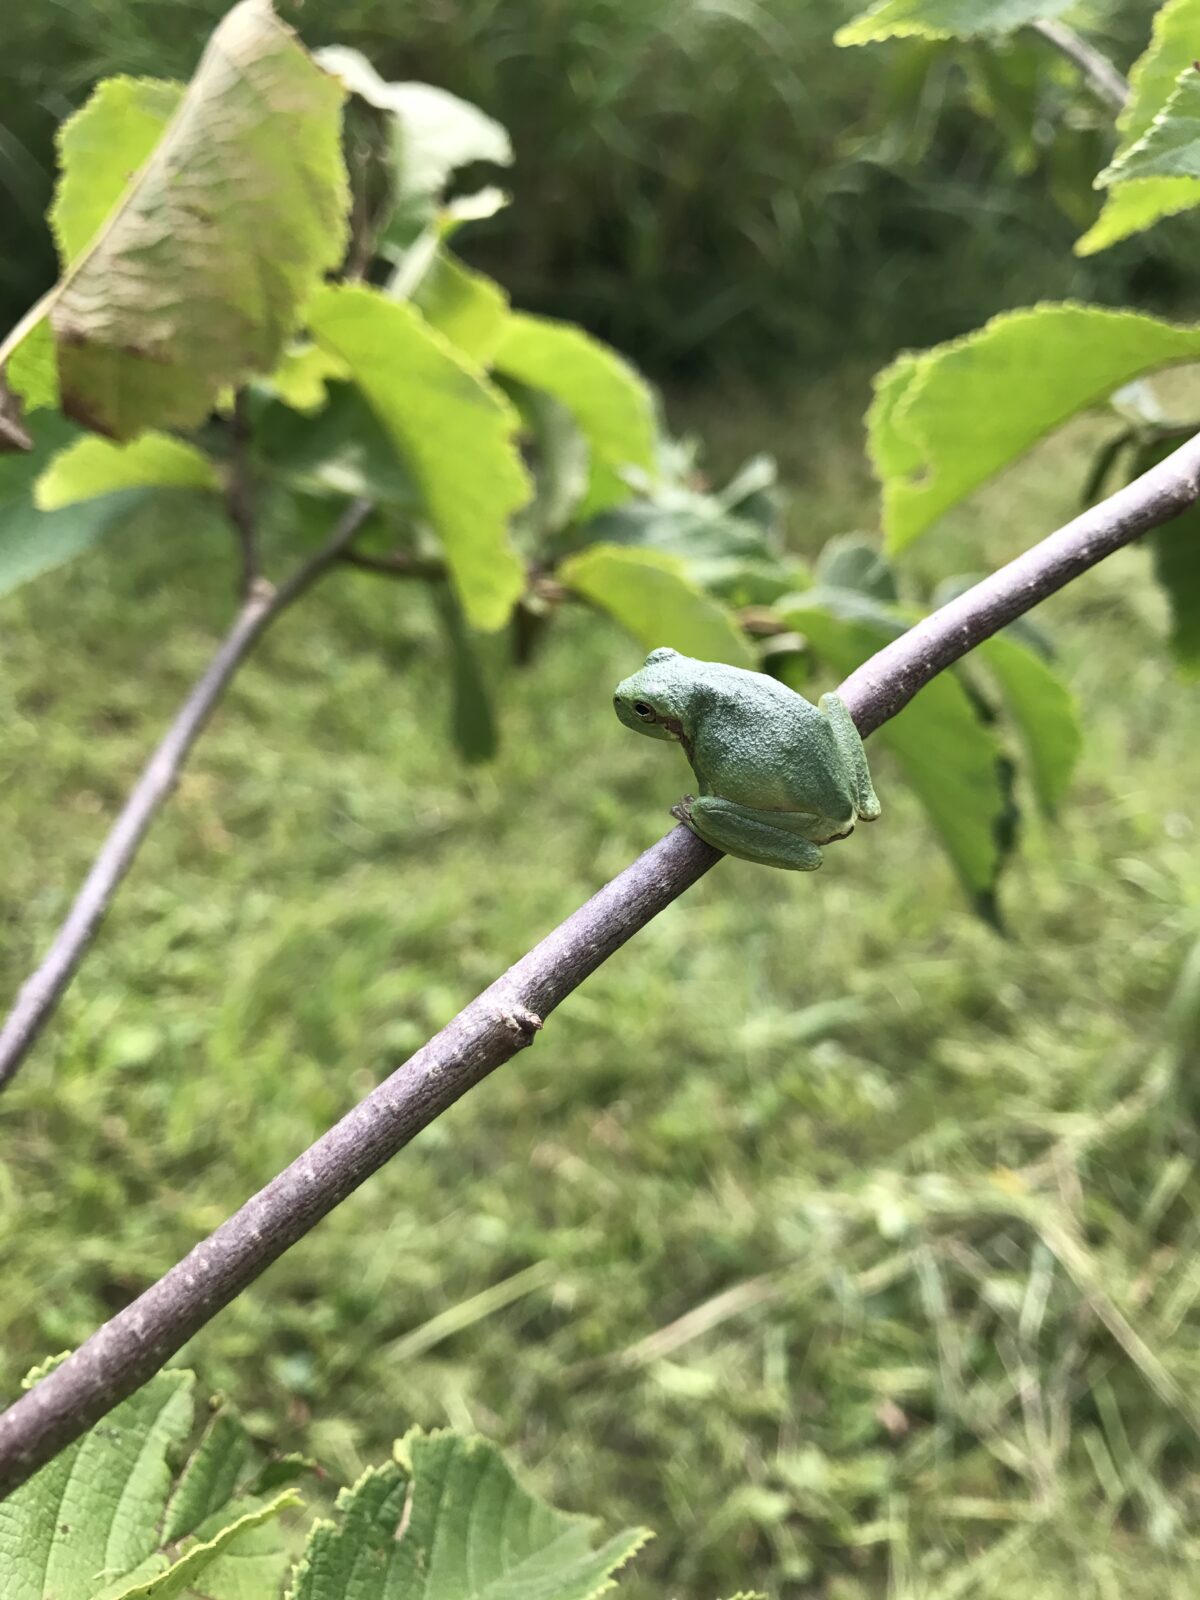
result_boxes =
[613,647,881,871]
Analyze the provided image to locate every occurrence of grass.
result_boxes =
[1,376,1199,1597]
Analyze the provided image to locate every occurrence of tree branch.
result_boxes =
[1030,19,1130,114]
[1,432,1199,1498]
[339,548,446,580]
[0,499,373,1094]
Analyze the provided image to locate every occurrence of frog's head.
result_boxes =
[612,647,693,744]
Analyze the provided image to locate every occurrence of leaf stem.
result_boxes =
[1,433,1198,1496]
[225,390,260,596]
[1029,20,1130,114]
[0,498,373,1094]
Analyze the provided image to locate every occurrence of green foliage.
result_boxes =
[0,0,348,439]
[291,1429,649,1600]
[2,1370,648,1599]
[0,1366,302,1599]
[1101,64,1200,182]
[777,589,1012,910]
[559,545,755,668]
[2,411,1198,1596]
[494,315,658,520]
[868,304,1200,549]
[306,284,529,631]
[973,632,1081,813]
[837,0,1072,46]
[36,433,220,510]
[1152,505,1200,671]
[0,415,154,595]
[1078,0,1200,253]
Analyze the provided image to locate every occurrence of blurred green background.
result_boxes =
[2,3,1200,1598]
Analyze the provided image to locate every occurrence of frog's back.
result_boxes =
[689,661,849,816]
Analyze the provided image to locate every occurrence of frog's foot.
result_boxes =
[670,794,697,827]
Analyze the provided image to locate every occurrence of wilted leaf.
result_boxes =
[317,47,511,201]
[36,432,219,509]
[560,543,755,666]
[869,304,1200,549]
[778,589,1010,907]
[0,415,152,594]
[1078,0,1200,254]
[1100,66,1200,184]
[288,1428,649,1600]
[0,0,348,439]
[494,314,657,519]
[837,0,1070,46]
[0,1369,300,1600]
[307,283,528,629]
[50,76,183,269]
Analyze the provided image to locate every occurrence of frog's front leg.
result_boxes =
[675,794,825,871]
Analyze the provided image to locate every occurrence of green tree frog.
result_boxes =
[613,647,880,870]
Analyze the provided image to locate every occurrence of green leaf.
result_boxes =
[430,581,499,764]
[1151,500,1200,673]
[777,590,1010,907]
[50,77,184,269]
[1078,0,1200,254]
[288,1428,650,1600]
[836,0,1071,46]
[251,381,421,508]
[974,633,1082,813]
[814,534,899,601]
[0,1370,196,1600]
[0,415,151,594]
[307,283,528,629]
[494,314,658,519]
[261,343,351,415]
[559,543,756,667]
[0,1373,302,1600]
[413,250,511,364]
[0,0,348,440]
[1100,65,1200,184]
[869,304,1200,550]
[36,432,219,510]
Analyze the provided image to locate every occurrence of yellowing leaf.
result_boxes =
[494,314,657,518]
[559,543,754,666]
[50,77,184,268]
[0,1,348,439]
[869,304,1200,550]
[307,283,528,630]
[1078,0,1200,254]
[837,0,1070,45]
[36,432,220,510]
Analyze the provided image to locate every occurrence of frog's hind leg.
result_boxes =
[819,692,881,822]
[683,795,825,871]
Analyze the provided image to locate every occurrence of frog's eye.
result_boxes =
[633,700,655,721]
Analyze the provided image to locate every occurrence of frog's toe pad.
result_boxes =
[670,795,696,826]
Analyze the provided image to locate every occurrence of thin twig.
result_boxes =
[1030,19,1130,114]
[1,433,1198,1497]
[225,390,260,597]
[0,499,373,1094]
[340,548,446,580]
